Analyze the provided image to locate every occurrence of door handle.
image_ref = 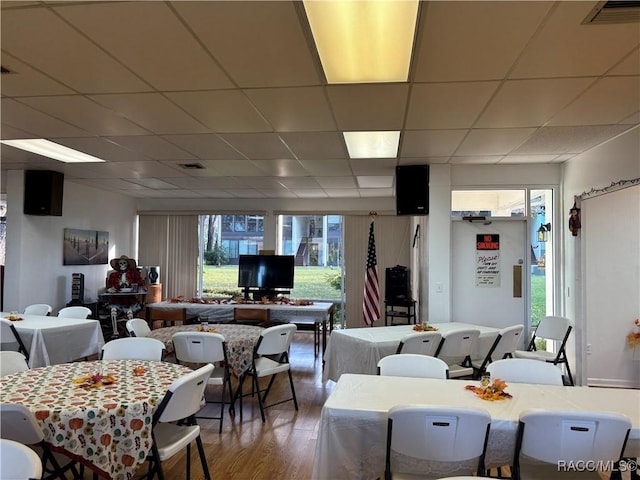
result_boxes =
[513,265,522,298]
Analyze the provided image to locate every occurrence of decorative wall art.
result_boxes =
[63,228,109,265]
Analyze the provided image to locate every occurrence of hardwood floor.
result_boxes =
[98,331,332,480]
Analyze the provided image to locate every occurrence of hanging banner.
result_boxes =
[476,234,500,287]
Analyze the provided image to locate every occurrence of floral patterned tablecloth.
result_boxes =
[148,324,263,376]
[0,360,192,480]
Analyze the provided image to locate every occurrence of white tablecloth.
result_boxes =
[2,313,105,368]
[322,322,501,382]
[312,374,640,480]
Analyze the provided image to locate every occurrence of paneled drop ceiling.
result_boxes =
[1,1,639,199]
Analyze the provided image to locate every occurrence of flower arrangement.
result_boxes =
[626,319,640,349]
[465,378,512,401]
[72,372,116,389]
[413,323,438,332]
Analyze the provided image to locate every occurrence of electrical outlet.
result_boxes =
[586,344,591,355]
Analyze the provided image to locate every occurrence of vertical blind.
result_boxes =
[138,215,198,300]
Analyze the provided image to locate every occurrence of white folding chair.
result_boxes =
[101,337,165,361]
[0,438,42,480]
[0,351,30,376]
[378,353,449,379]
[236,323,298,423]
[0,403,80,479]
[471,324,524,378]
[487,358,564,385]
[23,303,52,316]
[435,329,480,378]
[0,318,30,363]
[513,409,632,479]
[146,364,214,480]
[125,318,151,337]
[172,331,234,433]
[396,331,443,356]
[385,405,492,479]
[514,316,573,385]
[57,306,92,319]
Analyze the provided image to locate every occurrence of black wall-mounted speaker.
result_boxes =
[24,170,64,216]
[396,165,429,216]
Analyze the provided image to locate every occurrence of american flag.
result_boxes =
[363,220,380,326]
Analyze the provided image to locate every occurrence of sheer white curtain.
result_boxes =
[343,215,411,328]
[138,215,198,300]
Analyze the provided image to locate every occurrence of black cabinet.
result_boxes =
[384,300,416,326]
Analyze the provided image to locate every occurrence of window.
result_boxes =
[198,214,265,296]
[451,190,525,218]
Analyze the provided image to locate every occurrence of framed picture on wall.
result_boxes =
[63,228,109,265]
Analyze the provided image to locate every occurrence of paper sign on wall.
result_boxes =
[476,234,500,287]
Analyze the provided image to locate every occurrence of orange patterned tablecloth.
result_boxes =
[0,360,192,480]
[148,324,263,376]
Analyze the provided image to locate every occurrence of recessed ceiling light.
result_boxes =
[343,131,400,159]
[303,0,419,84]
[1,139,106,163]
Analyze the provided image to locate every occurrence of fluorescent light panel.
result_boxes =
[343,131,400,158]
[303,0,419,84]
[1,139,106,163]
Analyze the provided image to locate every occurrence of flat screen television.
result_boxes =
[238,254,295,299]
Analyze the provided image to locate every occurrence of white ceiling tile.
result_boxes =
[359,188,394,198]
[19,95,151,136]
[280,132,347,160]
[167,90,272,133]
[252,159,310,177]
[401,130,468,157]
[172,1,320,88]
[81,160,185,179]
[609,48,640,76]
[218,133,295,160]
[514,125,632,155]
[53,137,150,162]
[160,134,246,160]
[457,128,537,155]
[349,158,397,176]
[257,188,297,198]
[191,189,237,198]
[449,156,503,165]
[357,176,394,188]
[278,177,322,189]
[548,77,640,126]
[324,188,360,198]
[245,87,336,132]
[124,178,180,190]
[0,53,74,96]
[498,154,559,164]
[227,189,268,198]
[2,99,91,138]
[407,82,499,129]
[106,136,196,161]
[1,8,151,93]
[316,177,358,189]
[476,78,595,128]
[298,159,353,176]
[291,189,328,198]
[55,2,233,91]
[327,84,409,130]
[0,123,38,139]
[511,2,640,79]
[414,1,553,82]
[89,93,210,135]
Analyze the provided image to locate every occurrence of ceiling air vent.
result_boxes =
[179,163,205,170]
[1,65,13,74]
[584,1,640,24]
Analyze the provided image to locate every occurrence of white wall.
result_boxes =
[4,170,138,314]
[562,125,640,387]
